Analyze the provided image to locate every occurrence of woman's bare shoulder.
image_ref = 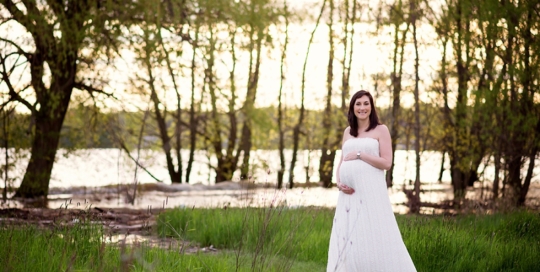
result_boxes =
[375,124,391,140]
[342,127,352,142]
[376,124,389,133]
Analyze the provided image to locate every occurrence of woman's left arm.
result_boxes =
[343,125,393,170]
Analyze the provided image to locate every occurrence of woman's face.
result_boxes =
[354,95,371,121]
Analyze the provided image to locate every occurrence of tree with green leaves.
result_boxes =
[428,0,539,206]
[0,0,128,199]
[127,0,190,184]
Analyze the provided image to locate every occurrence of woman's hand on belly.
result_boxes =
[337,183,355,195]
[338,162,358,190]
[343,151,359,161]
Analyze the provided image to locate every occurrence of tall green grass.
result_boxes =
[157,208,540,272]
[157,206,333,270]
[0,220,120,271]
[0,218,322,271]
[1,208,539,271]
[402,211,540,272]
[129,249,324,272]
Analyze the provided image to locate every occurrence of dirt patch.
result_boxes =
[0,206,155,234]
[0,206,225,254]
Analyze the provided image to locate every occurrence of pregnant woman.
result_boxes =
[327,90,416,272]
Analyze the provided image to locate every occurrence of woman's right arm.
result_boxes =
[336,127,348,186]
[336,127,355,194]
[336,151,344,186]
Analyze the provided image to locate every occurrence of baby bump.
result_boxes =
[339,161,363,188]
[339,161,384,189]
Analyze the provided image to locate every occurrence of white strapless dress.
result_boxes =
[327,138,416,272]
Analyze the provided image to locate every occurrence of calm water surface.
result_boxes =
[1,149,538,214]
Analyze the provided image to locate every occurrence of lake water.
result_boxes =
[1,148,539,214]
[3,148,459,187]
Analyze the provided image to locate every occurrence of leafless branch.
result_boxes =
[74,82,119,101]
[0,54,35,113]
[108,126,163,183]
[0,38,31,59]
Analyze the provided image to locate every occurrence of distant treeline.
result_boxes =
[5,103,445,151]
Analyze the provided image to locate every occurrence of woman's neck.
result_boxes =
[358,120,370,132]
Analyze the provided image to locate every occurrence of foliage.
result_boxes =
[0,0,136,198]
[426,0,540,203]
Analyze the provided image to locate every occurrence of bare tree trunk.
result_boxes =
[186,23,201,184]
[238,20,264,180]
[157,26,185,184]
[289,0,327,189]
[277,1,290,189]
[499,0,523,205]
[318,0,359,189]
[319,0,336,188]
[450,0,473,201]
[517,5,539,206]
[492,150,501,199]
[438,150,445,183]
[205,25,241,183]
[410,0,421,213]
[205,28,228,183]
[130,107,150,204]
[2,108,10,202]
[15,65,76,201]
[439,35,453,187]
[224,27,240,182]
[521,119,540,204]
[143,32,181,184]
[386,0,409,188]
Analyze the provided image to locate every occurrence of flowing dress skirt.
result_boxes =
[327,138,416,272]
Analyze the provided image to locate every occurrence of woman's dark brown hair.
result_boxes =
[348,90,380,137]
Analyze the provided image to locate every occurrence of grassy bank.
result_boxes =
[0,218,320,271]
[1,208,539,271]
[402,211,540,271]
[157,207,540,271]
[0,220,120,271]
